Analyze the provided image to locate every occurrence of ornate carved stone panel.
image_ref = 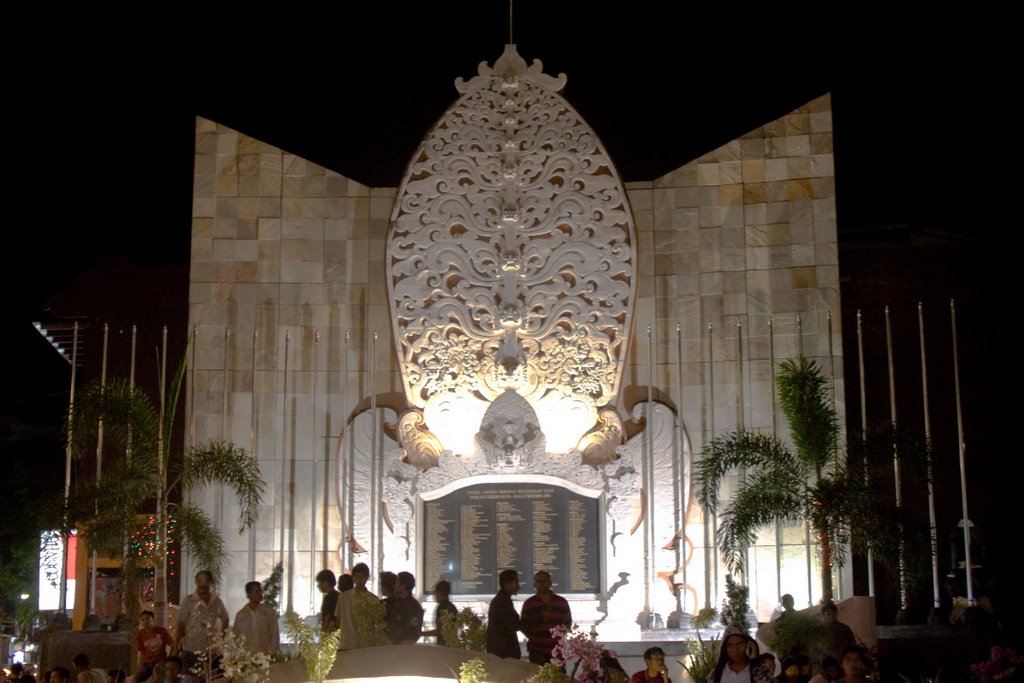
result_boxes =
[387,45,637,456]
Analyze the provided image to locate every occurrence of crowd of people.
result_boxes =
[9,568,882,683]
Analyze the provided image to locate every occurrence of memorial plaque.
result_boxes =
[422,482,601,595]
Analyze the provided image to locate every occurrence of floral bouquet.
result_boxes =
[970,646,1023,682]
[193,625,272,683]
[550,624,617,683]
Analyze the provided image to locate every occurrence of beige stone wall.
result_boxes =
[187,117,400,613]
[626,93,843,456]
[624,94,846,613]
[187,93,848,617]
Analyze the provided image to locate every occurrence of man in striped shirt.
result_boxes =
[520,571,572,665]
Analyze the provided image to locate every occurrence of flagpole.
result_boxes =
[280,330,290,611]
[675,323,687,614]
[918,304,941,619]
[827,312,843,601]
[856,311,875,597]
[58,322,80,625]
[88,323,109,619]
[341,330,350,569]
[885,307,908,619]
[703,321,713,611]
[950,300,974,606]
[310,329,320,614]
[249,329,258,583]
[642,324,654,622]
[770,317,782,603]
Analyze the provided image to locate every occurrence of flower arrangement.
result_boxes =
[550,624,616,683]
[970,646,1023,682]
[283,612,341,683]
[440,607,488,652]
[192,624,272,683]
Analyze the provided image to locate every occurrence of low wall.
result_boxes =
[39,630,132,675]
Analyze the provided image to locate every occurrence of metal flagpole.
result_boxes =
[885,307,908,617]
[918,304,941,618]
[280,330,290,611]
[856,311,875,597]
[703,321,712,610]
[218,329,229,531]
[249,329,258,583]
[643,324,654,622]
[771,317,782,602]
[372,331,381,575]
[675,323,687,614]
[58,322,80,623]
[155,326,169,628]
[89,323,108,618]
[797,313,813,604]
[341,331,350,569]
[310,329,319,614]
[827,312,841,601]
[950,300,975,606]
[708,322,719,608]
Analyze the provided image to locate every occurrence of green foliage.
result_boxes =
[679,633,720,683]
[766,612,829,658]
[351,592,390,647]
[720,574,749,628]
[261,562,284,612]
[458,658,487,683]
[531,663,571,683]
[439,607,488,652]
[283,612,341,683]
[696,356,930,603]
[692,607,717,631]
[64,350,266,583]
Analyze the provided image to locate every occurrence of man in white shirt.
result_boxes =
[175,570,230,678]
[233,581,280,657]
[334,563,379,649]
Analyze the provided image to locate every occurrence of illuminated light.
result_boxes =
[422,394,489,457]
[534,389,595,454]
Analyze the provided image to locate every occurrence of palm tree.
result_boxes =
[695,356,919,604]
[67,346,265,627]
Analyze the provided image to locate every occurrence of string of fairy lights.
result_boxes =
[128,515,178,585]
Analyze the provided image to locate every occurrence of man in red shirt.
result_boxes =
[134,610,173,682]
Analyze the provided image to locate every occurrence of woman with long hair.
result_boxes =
[709,625,773,683]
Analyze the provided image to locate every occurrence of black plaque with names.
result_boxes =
[422,482,601,596]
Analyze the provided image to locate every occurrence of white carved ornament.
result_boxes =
[387,45,637,456]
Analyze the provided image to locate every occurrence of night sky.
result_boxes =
[2,5,1018,628]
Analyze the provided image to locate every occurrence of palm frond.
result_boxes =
[69,378,161,462]
[160,331,195,462]
[177,441,266,533]
[847,422,931,484]
[172,504,227,577]
[777,357,839,472]
[696,431,801,512]
[717,475,806,573]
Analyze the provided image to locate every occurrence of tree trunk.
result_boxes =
[818,518,833,604]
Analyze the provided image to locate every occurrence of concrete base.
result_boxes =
[271,645,540,683]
